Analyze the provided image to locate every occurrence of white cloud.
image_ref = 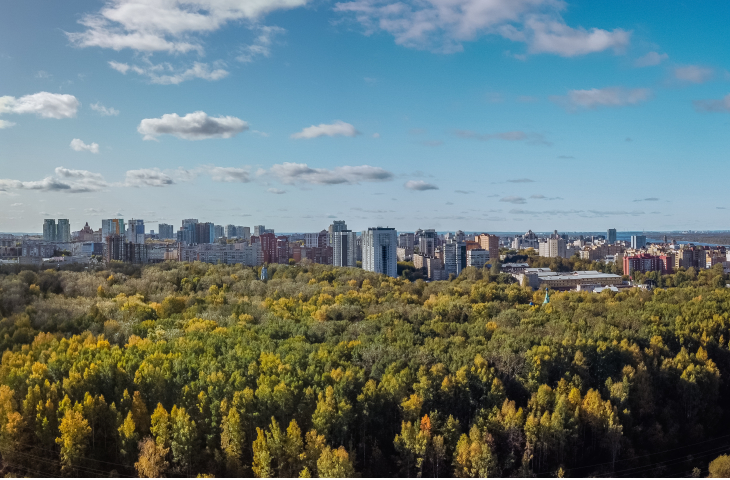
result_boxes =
[372,132,380,138]
[124,168,174,187]
[552,87,652,110]
[109,60,228,85]
[70,138,100,154]
[674,65,713,84]
[0,120,16,129]
[210,167,251,183]
[634,51,668,67]
[0,167,107,193]
[66,0,306,55]
[693,93,730,112]
[500,196,527,204]
[524,17,629,57]
[237,25,285,62]
[267,188,286,194]
[454,130,550,145]
[137,111,248,140]
[291,121,359,139]
[0,92,79,119]
[90,102,120,116]
[267,162,393,185]
[404,180,438,191]
[335,0,629,56]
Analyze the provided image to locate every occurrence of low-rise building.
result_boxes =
[517,269,623,290]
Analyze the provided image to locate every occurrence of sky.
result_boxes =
[2,0,730,234]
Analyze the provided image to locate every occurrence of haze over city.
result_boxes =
[3,1,730,233]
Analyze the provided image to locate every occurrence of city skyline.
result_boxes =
[3,1,730,232]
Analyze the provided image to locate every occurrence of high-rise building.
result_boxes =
[126,219,145,244]
[225,225,238,238]
[631,235,647,250]
[43,219,56,241]
[195,222,214,244]
[258,233,278,263]
[362,227,397,277]
[214,225,225,239]
[158,223,174,240]
[102,219,125,238]
[418,229,437,257]
[477,233,500,262]
[305,230,328,248]
[43,219,70,242]
[455,242,467,275]
[607,228,617,244]
[178,219,198,245]
[241,226,251,241]
[538,238,568,258]
[443,242,457,277]
[56,219,70,242]
[332,230,357,267]
[398,233,415,249]
[254,225,266,237]
[328,220,348,246]
[466,249,490,268]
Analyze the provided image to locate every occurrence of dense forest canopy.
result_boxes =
[0,261,728,477]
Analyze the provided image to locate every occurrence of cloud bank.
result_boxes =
[335,0,629,55]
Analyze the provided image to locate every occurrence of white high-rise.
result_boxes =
[362,227,397,277]
[333,230,357,267]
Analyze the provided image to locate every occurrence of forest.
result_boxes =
[0,260,729,477]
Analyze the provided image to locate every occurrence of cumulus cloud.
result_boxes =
[267,162,393,185]
[124,168,174,187]
[66,0,307,54]
[210,167,251,183]
[0,120,16,129]
[335,0,629,56]
[500,196,527,204]
[70,138,100,154]
[404,180,438,191]
[0,167,108,193]
[137,111,248,140]
[237,25,285,62]
[454,130,550,145]
[634,51,668,67]
[693,93,730,112]
[0,92,79,119]
[90,102,120,116]
[291,121,359,139]
[552,87,651,110]
[109,60,228,85]
[674,65,713,84]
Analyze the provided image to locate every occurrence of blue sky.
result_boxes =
[2,0,730,234]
